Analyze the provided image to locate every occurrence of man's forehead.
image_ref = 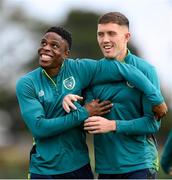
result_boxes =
[97,23,128,32]
[42,32,64,41]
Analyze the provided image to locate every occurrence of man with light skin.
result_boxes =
[63,12,167,179]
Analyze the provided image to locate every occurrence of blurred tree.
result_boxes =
[0,1,171,177]
[0,0,171,149]
[61,10,138,59]
[1,1,171,152]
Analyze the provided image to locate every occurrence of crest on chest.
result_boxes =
[63,76,76,90]
[126,81,135,88]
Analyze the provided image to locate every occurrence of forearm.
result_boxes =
[93,60,163,105]
[114,62,163,105]
[115,116,160,135]
[16,78,89,139]
[115,97,160,135]
[23,105,88,139]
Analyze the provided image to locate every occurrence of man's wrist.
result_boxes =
[111,120,116,131]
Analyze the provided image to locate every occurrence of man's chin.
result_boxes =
[103,52,114,58]
[39,61,51,67]
[104,55,116,59]
[39,64,50,69]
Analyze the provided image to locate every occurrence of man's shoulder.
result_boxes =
[128,53,155,73]
[67,58,97,63]
[17,67,41,84]
[65,58,98,69]
[67,58,96,61]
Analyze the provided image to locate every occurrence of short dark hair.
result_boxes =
[46,26,72,50]
[98,12,129,29]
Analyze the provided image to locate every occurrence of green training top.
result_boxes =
[161,130,172,174]
[86,51,162,174]
[16,58,163,175]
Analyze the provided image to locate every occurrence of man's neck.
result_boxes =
[43,67,61,77]
[115,48,128,62]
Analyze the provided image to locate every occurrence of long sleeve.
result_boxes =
[92,60,163,106]
[115,65,161,135]
[73,59,163,106]
[161,130,172,174]
[16,77,89,139]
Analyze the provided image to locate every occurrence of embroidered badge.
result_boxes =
[63,76,75,90]
[38,90,44,97]
[126,81,135,88]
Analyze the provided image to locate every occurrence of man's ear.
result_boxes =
[64,42,70,57]
[125,32,131,41]
[65,49,70,56]
[63,49,70,59]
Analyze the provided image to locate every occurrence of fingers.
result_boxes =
[84,125,99,131]
[85,116,99,123]
[62,94,83,113]
[66,100,77,112]
[84,117,100,132]
[84,116,115,134]
[92,99,100,103]
[98,110,111,115]
[67,94,83,102]
[153,102,168,119]
[100,103,113,111]
[87,130,100,134]
[71,95,84,101]
[62,101,71,113]
[99,101,113,108]
[99,100,112,107]
[98,101,113,115]
[62,98,76,113]
[93,100,113,114]
[154,112,164,119]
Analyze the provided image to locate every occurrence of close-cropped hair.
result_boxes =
[46,26,72,50]
[98,12,129,29]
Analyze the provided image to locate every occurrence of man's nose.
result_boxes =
[102,34,110,43]
[43,44,51,51]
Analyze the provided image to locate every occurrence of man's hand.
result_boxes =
[63,94,113,116]
[84,116,116,134]
[62,94,83,113]
[153,102,168,119]
[84,99,113,116]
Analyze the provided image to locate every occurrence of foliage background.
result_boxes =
[0,0,172,178]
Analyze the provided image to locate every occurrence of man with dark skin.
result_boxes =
[16,27,113,179]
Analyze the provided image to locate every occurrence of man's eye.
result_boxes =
[53,44,58,48]
[41,41,46,46]
[52,44,59,48]
[109,32,116,36]
[98,33,104,37]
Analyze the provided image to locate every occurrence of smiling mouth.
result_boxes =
[40,54,53,61]
[103,45,113,52]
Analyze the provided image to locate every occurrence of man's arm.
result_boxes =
[71,59,167,117]
[84,108,160,135]
[161,130,172,175]
[113,64,162,134]
[16,77,112,139]
[75,59,164,105]
[84,65,162,135]
[93,60,165,106]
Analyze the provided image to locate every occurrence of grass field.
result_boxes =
[0,133,171,179]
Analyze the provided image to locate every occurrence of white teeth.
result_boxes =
[42,54,51,58]
[104,45,112,49]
